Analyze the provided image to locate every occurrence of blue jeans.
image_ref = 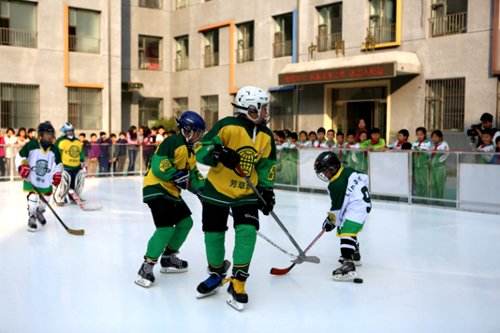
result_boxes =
[128,149,137,172]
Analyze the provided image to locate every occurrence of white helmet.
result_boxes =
[61,122,75,138]
[232,86,270,124]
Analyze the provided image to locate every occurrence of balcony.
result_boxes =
[175,56,189,71]
[430,12,467,37]
[0,27,37,48]
[139,0,162,9]
[273,40,292,58]
[237,46,254,63]
[139,57,161,70]
[367,21,396,44]
[204,52,218,68]
[317,32,343,52]
[69,35,100,53]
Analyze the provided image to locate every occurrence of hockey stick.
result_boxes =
[33,187,85,236]
[270,229,325,275]
[235,165,319,264]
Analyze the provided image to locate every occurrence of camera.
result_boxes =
[466,124,481,137]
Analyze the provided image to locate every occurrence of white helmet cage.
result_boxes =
[232,86,270,123]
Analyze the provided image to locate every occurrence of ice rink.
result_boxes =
[1,176,499,333]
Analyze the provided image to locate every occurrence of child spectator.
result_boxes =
[355,119,367,142]
[412,127,432,197]
[476,129,495,164]
[298,131,308,147]
[390,129,409,150]
[494,136,500,164]
[317,127,327,147]
[156,126,165,144]
[307,131,318,148]
[275,130,286,150]
[97,131,111,174]
[335,131,345,148]
[115,132,128,173]
[127,125,139,173]
[401,142,413,150]
[360,128,386,151]
[16,128,28,148]
[5,128,17,177]
[430,130,449,199]
[288,132,298,148]
[87,133,100,175]
[79,133,90,159]
[324,129,336,148]
[27,128,37,141]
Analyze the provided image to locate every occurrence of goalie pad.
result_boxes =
[53,170,71,205]
[74,169,85,196]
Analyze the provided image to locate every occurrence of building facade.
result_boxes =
[0,0,121,133]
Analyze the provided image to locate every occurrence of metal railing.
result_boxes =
[316,32,343,52]
[0,27,37,48]
[237,46,254,63]
[430,12,467,37]
[139,0,162,9]
[204,52,219,67]
[139,56,161,70]
[367,21,396,44]
[175,56,189,71]
[273,40,292,58]
[69,35,100,54]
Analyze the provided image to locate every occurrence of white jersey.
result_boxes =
[412,139,432,151]
[431,141,450,164]
[328,167,371,225]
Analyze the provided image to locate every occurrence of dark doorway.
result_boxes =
[346,101,374,132]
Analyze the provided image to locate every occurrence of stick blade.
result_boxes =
[293,255,320,264]
[67,228,85,236]
[270,264,295,276]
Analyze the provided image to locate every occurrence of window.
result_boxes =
[273,13,293,58]
[430,0,467,37]
[203,29,219,68]
[68,8,100,53]
[175,35,189,71]
[0,0,37,48]
[139,35,162,70]
[139,98,162,126]
[270,91,295,130]
[316,3,342,52]
[68,88,102,130]
[201,95,218,130]
[139,0,162,9]
[172,97,188,117]
[425,78,465,131]
[237,21,254,63]
[367,0,400,45]
[0,83,38,128]
[176,0,188,9]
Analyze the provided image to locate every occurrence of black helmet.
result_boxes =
[314,151,341,182]
[38,121,55,136]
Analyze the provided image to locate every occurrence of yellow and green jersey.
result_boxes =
[55,136,84,170]
[143,134,204,202]
[196,116,277,206]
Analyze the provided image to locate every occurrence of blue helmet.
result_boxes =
[177,111,206,133]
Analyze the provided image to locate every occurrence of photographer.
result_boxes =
[467,113,498,147]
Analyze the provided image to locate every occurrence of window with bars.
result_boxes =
[68,8,100,53]
[139,98,162,127]
[201,95,218,130]
[316,3,342,52]
[172,97,188,118]
[203,30,219,68]
[368,0,397,44]
[175,35,189,71]
[68,88,102,130]
[425,78,465,131]
[139,35,162,70]
[139,0,162,9]
[273,13,293,58]
[0,0,37,48]
[0,83,39,129]
[237,21,254,63]
[430,0,467,37]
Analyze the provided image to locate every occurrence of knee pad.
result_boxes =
[75,169,85,196]
[27,193,40,216]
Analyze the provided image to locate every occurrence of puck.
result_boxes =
[353,278,364,284]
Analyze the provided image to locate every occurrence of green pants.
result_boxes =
[413,164,429,197]
[430,165,447,199]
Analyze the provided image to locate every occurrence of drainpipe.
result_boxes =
[107,0,112,133]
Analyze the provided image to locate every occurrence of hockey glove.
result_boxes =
[322,212,336,232]
[213,144,240,170]
[172,170,189,190]
[258,187,275,216]
[52,172,62,186]
[18,164,30,179]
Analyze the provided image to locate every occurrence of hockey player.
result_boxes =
[15,122,62,232]
[135,111,206,288]
[54,122,85,205]
[314,151,371,281]
[195,86,276,311]
[412,127,432,198]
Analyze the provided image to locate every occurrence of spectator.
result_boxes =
[110,133,118,173]
[141,127,155,169]
[156,126,165,144]
[0,129,5,178]
[468,113,498,147]
[412,127,432,198]
[16,128,28,147]
[401,142,413,150]
[345,130,361,170]
[114,132,128,174]
[355,118,368,142]
[27,128,36,141]
[307,131,318,147]
[493,136,500,164]
[360,128,386,151]
[275,130,286,150]
[288,132,298,148]
[430,130,449,199]
[324,129,336,148]
[335,131,345,148]
[4,128,17,177]
[476,129,496,164]
[79,133,90,159]
[298,131,308,147]
[87,133,100,175]
[127,125,139,173]
[317,127,327,147]
[97,131,111,174]
[390,129,409,150]
[167,129,177,137]
[358,131,368,143]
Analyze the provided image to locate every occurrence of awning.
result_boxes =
[278,51,421,86]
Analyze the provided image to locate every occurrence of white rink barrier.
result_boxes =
[369,152,410,198]
[459,163,500,214]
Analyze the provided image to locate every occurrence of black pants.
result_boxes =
[147,197,192,228]
[201,201,260,232]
